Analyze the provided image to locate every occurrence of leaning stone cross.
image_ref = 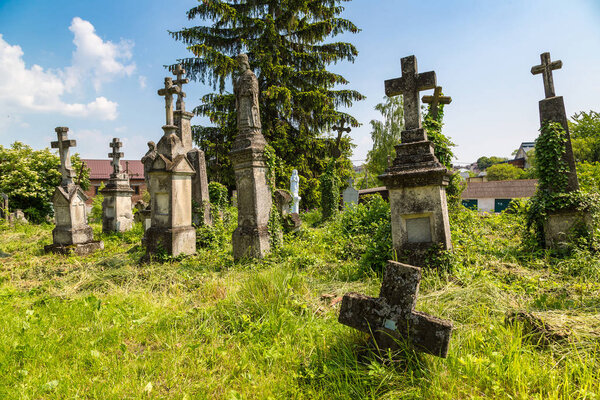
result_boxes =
[172,64,189,111]
[422,86,452,120]
[531,52,562,99]
[157,77,181,126]
[51,127,76,186]
[108,138,124,175]
[339,260,453,357]
[331,121,351,159]
[385,55,436,132]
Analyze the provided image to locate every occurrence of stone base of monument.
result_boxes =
[101,182,134,233]
[145,225,196,257]
[232,225,270,260]
[52,225,96,245]
[544,209,592,249]
[44,241,104,256]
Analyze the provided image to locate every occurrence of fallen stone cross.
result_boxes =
[339,260,453,357]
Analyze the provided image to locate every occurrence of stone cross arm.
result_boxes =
[422,86,452,119]
[51,126,76,185]
[531,52,562,99]
[158,77,181,126]
[108,138,124,174]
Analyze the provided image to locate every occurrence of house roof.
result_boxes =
[462,179,538,199]
[82,159,145,180]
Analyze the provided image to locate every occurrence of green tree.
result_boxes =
[477,156,508,171]
[365,96,403,178]
[485,163,524,181]
[570,110,600,163]
[171,0,364,209]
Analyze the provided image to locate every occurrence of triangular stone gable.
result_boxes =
[169,154,195,174]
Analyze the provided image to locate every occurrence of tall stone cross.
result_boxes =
[157,77,181,126]
[385,55,436,132]
[422,86,452,120]
[108,138,124,175]
[172,64,189,112]
[51,127,76,186]
[338,260,453,357]
[332,121,351,158]
[531,52,562,99]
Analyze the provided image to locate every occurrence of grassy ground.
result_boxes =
[0,207,599,399]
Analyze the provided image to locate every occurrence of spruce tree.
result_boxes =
[170,0,364,207]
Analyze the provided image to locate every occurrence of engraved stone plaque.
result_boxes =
[406,217,432,243]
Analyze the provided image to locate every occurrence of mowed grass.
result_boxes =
[0,209,599,399]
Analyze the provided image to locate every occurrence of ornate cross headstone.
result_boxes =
[172,64,189,112]
[385,55,436,136]
[332,122,351,159]
[339,260,453,357]
[158,77,181,126]
[51,127,76,186]
[422,86,452,120]
[108,138,124,175]
[531,52,562,99]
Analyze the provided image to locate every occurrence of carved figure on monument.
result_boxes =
[45,127,103,255]
[235,54,262,133]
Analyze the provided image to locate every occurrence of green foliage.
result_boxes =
[570,110,600,163]
[577,161,600,193]
[486,163,525,181]
[319,161,339,221]
[89,183,105,223]
[536,122,569,193]
[365,96,403,179]
[423,101,455,169]
[171,0,364,209]
[208,181,229,210]
[477,156,508,171]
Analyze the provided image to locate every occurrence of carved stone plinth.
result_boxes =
[101,177,134,233]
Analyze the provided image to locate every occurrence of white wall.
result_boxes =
[478,198,495,213]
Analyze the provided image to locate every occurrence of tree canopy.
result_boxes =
[170,0,364,208]
[570,110,600,163]
[365,96,404,179]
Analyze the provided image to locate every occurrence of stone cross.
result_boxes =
[332,122,351,159]
[172,64,189,111]
[531,52,562,99]
[108,138,124,175]
[338,260,453,357]
[385,55,436,131]
[422,86,452,120]
[51,127,76,186]
[157,77,181,126]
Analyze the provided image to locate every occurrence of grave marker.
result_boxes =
[422,86,452,120]
[101,138,134,233]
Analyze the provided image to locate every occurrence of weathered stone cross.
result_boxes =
[51,127,76,186]
[172,64,189,111]
[338,260,453,357]
[531,52,562,99]
[108,138,124,175]
[332,121,352,158]
[157,77,181,126]
[385,55,436,132]
[422,86,452,120]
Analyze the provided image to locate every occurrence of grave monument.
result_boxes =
[339,260,453,357]
[101,138,134,233]
[342,177,359,208]
[379,55,452,266]
[230,53,272,260]
[422,86,452,120]
[45,127,103,255]
[290,170,301,214]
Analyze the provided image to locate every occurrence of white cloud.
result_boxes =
[64,17,136,91]
[138,76,147,89]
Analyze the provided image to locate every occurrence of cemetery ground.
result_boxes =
[1,201,599,399]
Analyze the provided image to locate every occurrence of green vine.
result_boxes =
[264,144,283,248]
[536,122,569,194]
[320,160,340,221]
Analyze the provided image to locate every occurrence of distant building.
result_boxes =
[461,179,538,213]
[510,142,535,169]
[82,159,146,205]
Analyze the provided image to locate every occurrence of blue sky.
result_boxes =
[0,0,599,166]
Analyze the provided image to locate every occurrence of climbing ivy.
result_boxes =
[264,144,283,249]
[320,160,340,221]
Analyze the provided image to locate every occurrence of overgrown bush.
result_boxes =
[320,161,339,221]
[209,182,229,210]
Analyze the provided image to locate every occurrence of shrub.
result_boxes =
[209,182,229,210]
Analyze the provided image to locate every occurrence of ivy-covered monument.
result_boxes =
[230,54,272,260]
[379,55,452,266]
[528,52,597,249]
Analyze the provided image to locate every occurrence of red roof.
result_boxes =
[82,159,145,180]
[462,179,538,199]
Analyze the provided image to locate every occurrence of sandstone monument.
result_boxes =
[101,138,134,233]
[142,77,196,257]
[230,54,272,260]
[379,55,452,266]
[339,260,453,357]
[45,127,103,255]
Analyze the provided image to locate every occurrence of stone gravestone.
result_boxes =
[342,177,359,208]
[101,138,134,233]
[142,77,196,257]
[290,169,301,214]
[339,260,453,357]
[45,127,103,255]
[230,54,272,260]
[171,64,212,226]
[422,86,452,120]
[379,55,452,266]
[0,193,8,220]
[531,52,586,248]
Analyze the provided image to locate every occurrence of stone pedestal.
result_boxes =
[230,133,271,260]
[45,184,104,256]
[187,148,212,226]
[342,178,359,208]
[101,176,134,233]
[544,208,592,250]
[380,128,452,266]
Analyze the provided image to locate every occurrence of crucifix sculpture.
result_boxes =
[108,138,124,175]
[338,260,453,357]
[157,77,181,126]
[51,127,77,186]
[422,86,452,120]
[331,121,351,159]
[385,55,436,133]
[172,64,189,112]
[531,52,562,99]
